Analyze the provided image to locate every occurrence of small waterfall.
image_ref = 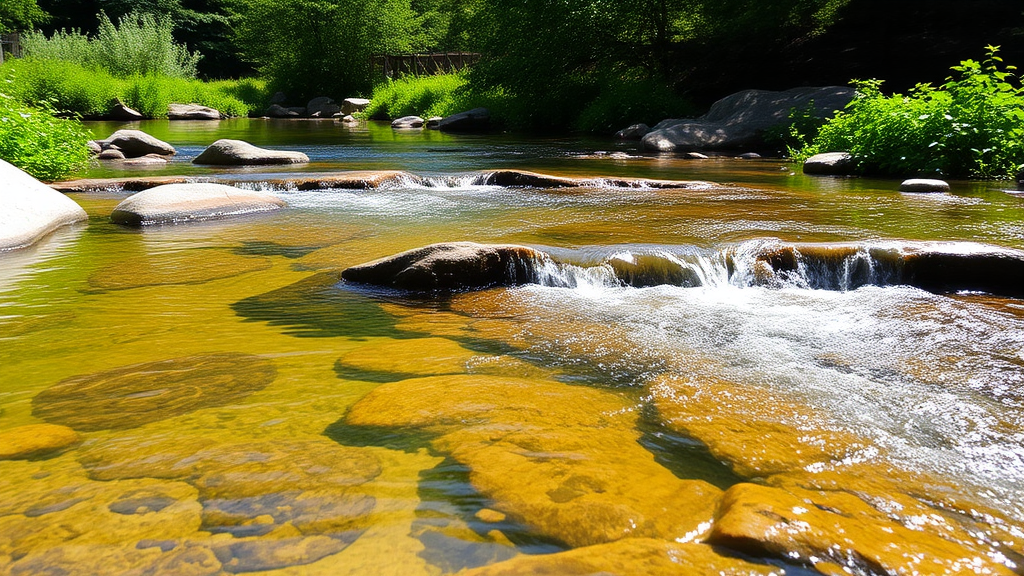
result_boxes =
[519,240,1024,298]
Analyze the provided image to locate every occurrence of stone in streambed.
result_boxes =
[803,151,854,175]
[899,178,950,192]
[0,424,80,459]
[121,154,169,166]
[193,139,308,166]
[439,107,491,133]
[32,353,276,431]
[266,104,301,118]
[98,149,126,160]
[342,242,545,291]
[342,98,370,115]
[345,374,722,547]
[391,115,424,129]
[614,123,650,140]
[334,337,481,382]
[0,159,88,251]
[306,97,341,118]
[168,103,222,120]
[106,129,176,157]
[110,183,285,226]
[108,102,145,121]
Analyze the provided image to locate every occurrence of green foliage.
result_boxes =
[0,93,91,181]
[797,47,1024,179]
[2,57,267,117]
[0,0,47,34]
[364,73,468,119]
[230,0,418,100]
[575,73,694,133]
[22,11,201,78]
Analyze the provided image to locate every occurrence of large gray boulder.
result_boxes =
[108,102,144,121]
[266,104,302,118]
[0,159,88,251]
[391,116,424,129]
[106,130,177,158]
[803,152,855,175]
[307,97,342,118]
[899,179,949,193]
[642,86,855,152]
[342,98,370,115]
[342,241,545,291]
[110,183,286,226]
[439,108,491,133]
[168,103,222,120]
[193,139,309,165]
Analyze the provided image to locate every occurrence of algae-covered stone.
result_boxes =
[32,353,277,431]
[346,374,722,547]
[0,424,80,460]
[87,250,272,292]
[334,337,481,382]
[459,538,781,576]
[110,183,286,226]
[708,482,1016,575]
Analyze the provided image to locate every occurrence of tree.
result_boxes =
[230,0,418,99]
[1,0,48,33]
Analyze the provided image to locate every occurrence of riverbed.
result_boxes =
[2,119,1024,575]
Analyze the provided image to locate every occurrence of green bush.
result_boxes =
[1,58,268,118]
[22,11,202,79]
[0,94,91,181]
[362,72,514,126]
[795,46,1024,179]
[575,73,695,133]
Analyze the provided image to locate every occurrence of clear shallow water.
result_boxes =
[2,121,1024,575]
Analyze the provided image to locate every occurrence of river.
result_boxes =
[2,119,1023,575]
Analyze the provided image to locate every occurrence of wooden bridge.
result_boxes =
[0,33,22,64]
[371,52,481,79]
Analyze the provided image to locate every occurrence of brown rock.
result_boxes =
[110,183,285,226]
[0,424,80,459]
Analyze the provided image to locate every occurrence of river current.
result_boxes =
[2,119,1024,575]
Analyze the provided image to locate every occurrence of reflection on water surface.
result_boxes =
[2,123,1024,574]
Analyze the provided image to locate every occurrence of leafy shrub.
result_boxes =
[2,58,267,118]
[795,46,1024,179]
[575,73,695,134]
[0,93,91,181]
[364,73,468,119]
[21,11,202,79]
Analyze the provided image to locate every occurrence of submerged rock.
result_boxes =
[121,154,169,166]
[168,103,222,120]
[342,242,544,291]
[106,129,176,157]
[899,178,950,192]
[0,424,80,459]
[803,151,855,175]
[0,159,88,251]
[345,374,722,547]
[32,353,277,431]
[193,139,309,165]
[87,249,272,291]
[641,86,855,152]
[110,183,285,226]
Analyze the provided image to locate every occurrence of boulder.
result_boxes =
[738,152,761,159]
[109,183,286,226]
[391,115,424,129]
[306,97,341,118]
[641,86,855,152]
[803,151,855,175]
[614,123,651,140]
[0,424,80,459]
[87,140,102,155]
[341,241,545,291]
[340,115,360,125]
[106,129,176,158]
[97,149,126,160]
[342,97,370,115]
[193,139,309,166]
[0,159,88,251]
[439,107,491,133]
[899,178,949,193]
[425,116,443,129]
[108,102,144,121]
[269,91,288,105]
[167,103,222,120]
[266,104,301,118]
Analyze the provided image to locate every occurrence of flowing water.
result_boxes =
[3,119,1024,575]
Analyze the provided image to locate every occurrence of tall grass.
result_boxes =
[363,72,515,127]
[21,11,201,78]
[0,94,91,181]
[2,58,268,118]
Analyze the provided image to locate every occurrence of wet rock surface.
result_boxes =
[342,242,546,291]
[106,129,177,157]
[345,374,723,547]
[32,353,277,431]
[391,116,425,129]
[87,249,272,292]
[803,151,855,175]
[0,424,80,460]
[110,183,285,226]
[168,104,222,120]
[900,178,950,192]
[0,159,87,251]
